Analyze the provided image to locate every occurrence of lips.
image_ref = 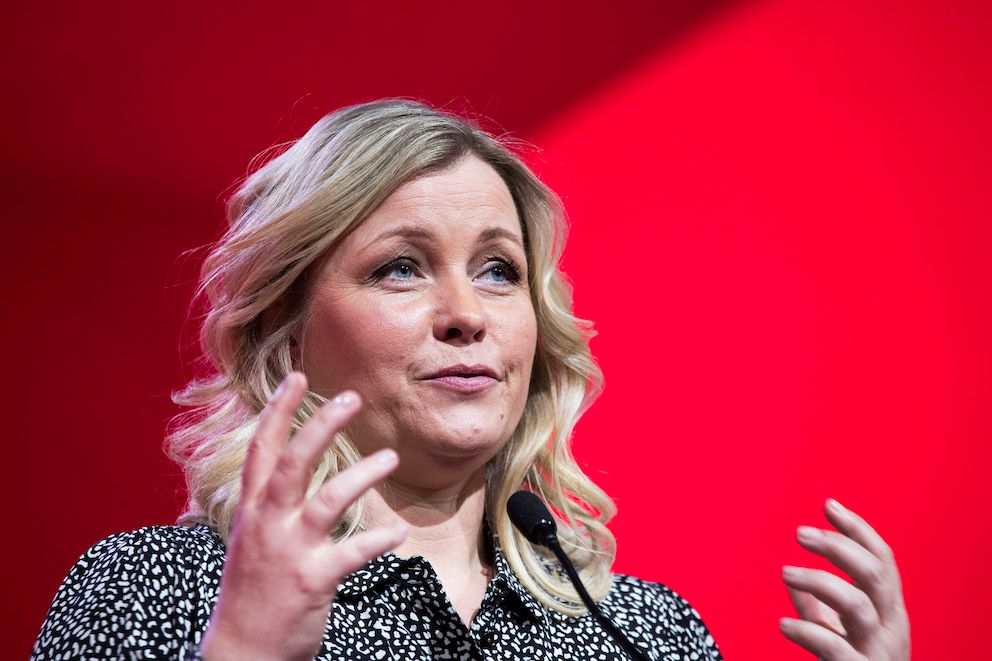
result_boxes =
[422,363,499,380]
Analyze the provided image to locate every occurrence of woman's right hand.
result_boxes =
[199,372,407,661]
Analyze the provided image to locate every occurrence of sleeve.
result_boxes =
[31,527,206,660]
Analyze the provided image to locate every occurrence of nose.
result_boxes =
[432,274,487,344]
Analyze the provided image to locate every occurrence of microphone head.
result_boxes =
[506,490,558,548]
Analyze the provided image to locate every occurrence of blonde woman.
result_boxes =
[33,99,909,660]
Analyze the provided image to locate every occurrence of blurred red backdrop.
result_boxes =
[4,0,990,658]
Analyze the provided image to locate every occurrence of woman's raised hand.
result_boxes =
[780,499,910,660]
[200,372,407,661]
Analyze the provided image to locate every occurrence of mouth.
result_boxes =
[420,364,500,393]
[422,364,500,380]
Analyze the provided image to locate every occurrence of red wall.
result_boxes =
[5,1,990,658]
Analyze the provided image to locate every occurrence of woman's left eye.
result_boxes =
[479,258,522,285]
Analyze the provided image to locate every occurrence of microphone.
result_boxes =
[506,491,651,661]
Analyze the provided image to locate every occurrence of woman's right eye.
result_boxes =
[372,258,419,281]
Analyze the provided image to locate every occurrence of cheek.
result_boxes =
[520,300,539,357]
[303,295,425,396]
[499,307,538,440]
[502,301,538,390]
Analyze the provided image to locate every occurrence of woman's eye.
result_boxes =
[486,265,509,282]
[373,257,522,285]
[480,260,522,285]
[374,258,419,281]
[388,263,415,278]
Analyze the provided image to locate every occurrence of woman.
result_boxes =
[33,99,910,660]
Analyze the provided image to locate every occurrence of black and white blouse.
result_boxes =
[33,523,723,660]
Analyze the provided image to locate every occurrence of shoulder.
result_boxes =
[63,524,227,591]
[76,523,226,568]
[601,573,722,660]
[32,525,225,659]
[604,573,708,626]
[68,523,227,606]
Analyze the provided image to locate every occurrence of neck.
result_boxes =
[362,465,489,570]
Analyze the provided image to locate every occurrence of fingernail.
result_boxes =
[333,390,357,408]
[273,375,291,399]
[797,526,820,542]
[782,565,800,579]
[376,449,398,465]
[827,498,846,513]
[779,617,793,631]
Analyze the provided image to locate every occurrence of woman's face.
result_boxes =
[298,155,538,479]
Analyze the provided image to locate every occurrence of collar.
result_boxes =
[336,518,548,625]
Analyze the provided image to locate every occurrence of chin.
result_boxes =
[427,423,512,459]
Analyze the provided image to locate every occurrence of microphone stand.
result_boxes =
[506,491,651,661]
[545,538,652,661]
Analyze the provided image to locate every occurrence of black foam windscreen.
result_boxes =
[506,490,558,548]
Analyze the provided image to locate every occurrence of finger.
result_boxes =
[824,500,910,633]
[785,584,846,638]
[301,448,400,535]
[324,523,408,580]
[824,499,898,570]
[241,372,306,504]
[796,526,903,625]
[265,390,362,508]
[779,618,866,661]
[783,566,879,644]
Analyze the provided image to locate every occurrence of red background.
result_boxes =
[5,1,990,658]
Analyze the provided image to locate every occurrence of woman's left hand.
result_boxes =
[779,499,911,660]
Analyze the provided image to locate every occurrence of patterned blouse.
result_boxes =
[32,523,723,660]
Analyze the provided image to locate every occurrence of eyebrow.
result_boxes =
[364,225,525,250]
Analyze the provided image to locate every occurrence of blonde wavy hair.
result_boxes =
[167,98,615,615]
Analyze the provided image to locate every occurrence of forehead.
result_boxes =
[348,155,522,244]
